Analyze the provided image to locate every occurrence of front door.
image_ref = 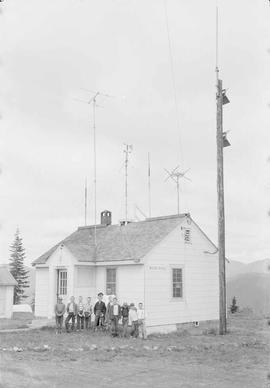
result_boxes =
[56,269,68,305]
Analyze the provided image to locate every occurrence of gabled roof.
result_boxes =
[0,266,17,286]
[32,213,190,266]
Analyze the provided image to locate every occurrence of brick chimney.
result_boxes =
[101,210,112,226]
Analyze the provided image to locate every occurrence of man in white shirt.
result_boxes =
[108,297,121,337]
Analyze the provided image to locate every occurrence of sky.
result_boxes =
[0,0,269,266]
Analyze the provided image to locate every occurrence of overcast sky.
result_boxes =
[0,0,269,266]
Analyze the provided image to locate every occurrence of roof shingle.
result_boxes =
[32,214,188,265]
[0,266,17,286]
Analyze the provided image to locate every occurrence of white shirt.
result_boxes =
[113,304,119,316]
[137,308,145,320]
[128,309,138,325]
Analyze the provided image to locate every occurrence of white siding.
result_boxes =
[35,245,77,318]
[74,266,95,301]
[35,267,49,317]
[95,264,144,306]
[145,219,219,330]
[5,286,14,318]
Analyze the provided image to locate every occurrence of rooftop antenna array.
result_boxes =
[164,166,191,215]
[74,89,113,247]
[123,144,133,224]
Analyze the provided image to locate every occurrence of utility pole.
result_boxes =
[216,76,227,335]
[216,7,230,335]
[123,144,133,223]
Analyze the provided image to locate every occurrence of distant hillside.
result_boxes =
[226,258,270,315]
[227,273,270,315]
[227,258,270,279]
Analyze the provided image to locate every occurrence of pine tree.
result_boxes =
[230,296,239,314]
[9,229,29,304]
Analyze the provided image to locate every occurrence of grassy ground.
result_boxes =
[0,319,31,330]
[0,311,269,388]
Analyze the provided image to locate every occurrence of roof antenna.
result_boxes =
[164,166,191,215]
[74,90,113,248]
[148,152,152,218]
[123,144,133,224]
[84,178,88,226]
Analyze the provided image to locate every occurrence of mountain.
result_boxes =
[226,259,270,315]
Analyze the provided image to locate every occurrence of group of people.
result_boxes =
[54,292,146,339]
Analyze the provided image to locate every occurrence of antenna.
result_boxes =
[123,144,133,223]
[164,166,191,214]
[216,6,219,82]
[84,178,88,226]
[148,152,152,218]
[74,90,112,248]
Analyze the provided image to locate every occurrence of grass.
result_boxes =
[0,311,269,388]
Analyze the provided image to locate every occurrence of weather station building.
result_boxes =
[32,211,219,333]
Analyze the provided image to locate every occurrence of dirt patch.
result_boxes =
[0,312,269,388]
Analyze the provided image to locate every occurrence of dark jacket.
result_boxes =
[94,301,106,315]
[121,305,129,318]
[107,303,121,320]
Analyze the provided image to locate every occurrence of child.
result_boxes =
[121,302,129,338]
[77,296,84,331]
[54,297,65,334]
[137,302,146,339]
[65,296,78,332]
[94,292,106,330]
[84,297,92,330]
[107,297,121,337]
[129,303,139,338]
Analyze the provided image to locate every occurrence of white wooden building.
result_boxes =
[0,265,17,319]
[32,212,219,333]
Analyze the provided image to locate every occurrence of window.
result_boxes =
[106,268,116,295]
[59,270,67,295]
[172,268,183,298]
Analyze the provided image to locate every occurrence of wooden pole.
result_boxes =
[216,78,227,335]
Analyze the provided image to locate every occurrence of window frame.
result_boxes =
[58,269,67,296]
[106,267,117,295]
[171,267,183,299]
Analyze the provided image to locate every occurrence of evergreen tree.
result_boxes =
[9,228,29,304]
[230,296,239,314]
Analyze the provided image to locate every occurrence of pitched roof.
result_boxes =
[0,266,17,286]
[32,214,189,265]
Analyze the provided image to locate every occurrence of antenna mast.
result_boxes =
[164,166,191,214]
[84,178,88,226]
[123,144,133,223]
[74,89,112,248]
[148,152,152,218]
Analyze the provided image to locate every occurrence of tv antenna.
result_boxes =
[74,89,113,247]
[123,144,133,224]
[164,166,191,214]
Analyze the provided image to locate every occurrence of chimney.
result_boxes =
[101,210,112,226]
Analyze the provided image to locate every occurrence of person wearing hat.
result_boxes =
[93,292,106,330]
[54,297,66,334]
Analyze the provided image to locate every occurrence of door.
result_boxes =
[57,269,68,305]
